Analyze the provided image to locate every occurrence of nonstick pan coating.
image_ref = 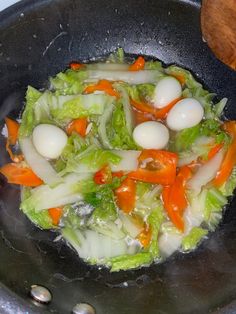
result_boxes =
[0,0,236,313]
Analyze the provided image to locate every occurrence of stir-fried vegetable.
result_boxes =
[162,166,192,231]
[128,150,178,185]
[66,118,88,136]
[115,178,136,213]
[0,163,43,187]
[1,48,236,272]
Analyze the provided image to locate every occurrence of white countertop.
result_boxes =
[0,0,21,11]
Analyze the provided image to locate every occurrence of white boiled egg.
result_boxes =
[32,124,68,159]
[166,98,204,131]
[133,121,169,149]
[153,76,182,108]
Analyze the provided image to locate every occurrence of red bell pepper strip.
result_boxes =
[94,165,112,185]
[213,121,236,187]
[48,207,63,225]
[128,150,178,185]
[130,97,182,120]
[115,177,136,213]
[129,56,145,71]
[137,224,152,248]
[133,108,154,125]
[84,79,119,98]
[162,166,192,232]
[0,163,43,187]
[171,73,186,86]
[66,118,88,137]
[112,171,125,178]
[207,142,224,161]
[69,62,84,71]
[5,117,19,145]
[5,117,24,162]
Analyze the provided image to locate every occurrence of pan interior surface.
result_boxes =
[0,0,236,313]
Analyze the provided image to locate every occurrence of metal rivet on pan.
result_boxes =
[72,303,96,314]
[30,285,52,304]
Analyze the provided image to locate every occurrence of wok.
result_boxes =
[0,0,236,313]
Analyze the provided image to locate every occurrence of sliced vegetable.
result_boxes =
[62,229,137,262]
[147,204,164,257]
[182,227,208,251]
[171,73,186,85]
[69,62,84,71]
[0,163,43,187]
[172,124,201,152]
[145,60,163,71]
[66,118,88,137]
[5,117,19,145]
[84,79,119,98]
[207,143,224,160]
[5,143,24,163]
[21,173,90,211]
[129,56,145,71]
[110,252,152,272]
[106,101,137,150]
[158,225,183,258]
[114,83,134,135]
[134,182,162,218]
[21,187,54,229]
[133,109,153,124]
[87,63,129,71]
[119,212,143,238]
[86,180,119,225]
[48,207,63,225]
[5,117,23,162]
[220,166,236,197]
[165,65,202,89]
[213,121,236,187]
[128,150,178,185]
[50,93,113,121]
[86,69,162,84]
[204,187,227,230]
[50,69,87,95]
[65,147,121,174]
[130,97,181,120]
[162,188,184,232]
[125,83,156,103]
[20,137,63,186]
[137,226,152,248]
[93,165,112,185]
[188,149,224,194]
[98,103,115,149]
[107,47,125,64]
[19,86,42,137]
[162,166,192,232]
[115,178,136,213]
[112,171,125,178]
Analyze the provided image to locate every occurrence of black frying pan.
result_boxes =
[0,1,236,313]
